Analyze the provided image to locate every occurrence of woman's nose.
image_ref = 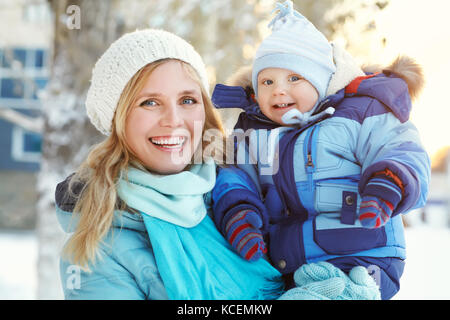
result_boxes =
[160,104,183,127]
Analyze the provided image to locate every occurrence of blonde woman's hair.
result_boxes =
[63,59,225,270]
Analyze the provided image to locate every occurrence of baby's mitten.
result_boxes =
[224,210,266,261]
[359,169,404,228]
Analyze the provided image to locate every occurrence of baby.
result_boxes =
[211,0,430,300]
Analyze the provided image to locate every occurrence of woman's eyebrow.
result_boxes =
[136,92,162,100]
[179,89,200,96]
[136,90,200,100]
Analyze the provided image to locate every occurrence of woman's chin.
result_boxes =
[146,152,193,174]
[145,162,189,175]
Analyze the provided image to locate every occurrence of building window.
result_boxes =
[32,77,48,100]
[1,48,27,68]
[1,78,25,99]
[0,48,47,70]
[11,126,42,163]
[0,47,48,108]
[35,49,45,68]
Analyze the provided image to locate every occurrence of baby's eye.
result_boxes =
[289,75,302,82]
[262,79,273,85]
[140,99,157,107]
[181,97,197,105]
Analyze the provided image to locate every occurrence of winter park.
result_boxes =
[1,0,450,300]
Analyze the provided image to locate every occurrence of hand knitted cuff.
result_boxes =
[362,169,404,210]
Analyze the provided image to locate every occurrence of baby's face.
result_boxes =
[256,68,319,125]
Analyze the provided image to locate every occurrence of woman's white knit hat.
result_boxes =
[86,28,209,135]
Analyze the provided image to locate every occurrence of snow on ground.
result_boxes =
[1,225,449,300]
[0,230,37,299]
[393,226,450,299]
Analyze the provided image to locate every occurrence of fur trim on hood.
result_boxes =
[226,43,424,102]
[362,55,424,102]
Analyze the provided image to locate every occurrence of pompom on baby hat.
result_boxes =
[252,0,336,102]
[85,29,209,135]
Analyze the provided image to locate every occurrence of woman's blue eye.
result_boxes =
[262,79,273,85]
[182,98,196,105]
[140,99,157,107]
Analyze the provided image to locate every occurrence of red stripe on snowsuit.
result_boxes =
[345,73,380,95]
[373,168,405,194]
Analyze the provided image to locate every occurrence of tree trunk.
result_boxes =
[36,0,122,299]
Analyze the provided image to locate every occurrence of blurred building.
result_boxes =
[0,0,51,229]
[426,147,450,227]
[406,147,450,227]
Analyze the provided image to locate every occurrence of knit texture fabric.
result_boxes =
[252,0,336,101]
[359,169,404,228]
[225,210,266,261]
[359,196,395,229]
[86,29,209,135]
[278,261,381,300]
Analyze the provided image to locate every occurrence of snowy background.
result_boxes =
[394,226,450,300]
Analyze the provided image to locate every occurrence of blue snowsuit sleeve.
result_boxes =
[355,100,431,215]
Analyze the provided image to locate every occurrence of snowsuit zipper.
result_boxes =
[304,126,317,192]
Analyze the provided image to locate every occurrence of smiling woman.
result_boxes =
[55,28,284,300]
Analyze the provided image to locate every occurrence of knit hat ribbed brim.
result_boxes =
[86,29,209,136]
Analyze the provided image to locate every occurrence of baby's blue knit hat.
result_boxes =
[252,1,336,102]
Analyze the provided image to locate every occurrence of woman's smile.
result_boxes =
[149,135,187,152]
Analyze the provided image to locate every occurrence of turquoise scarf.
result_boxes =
[117,161,284,300]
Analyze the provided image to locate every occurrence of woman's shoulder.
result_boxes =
[59,210,167,299]
[60,228,166,299]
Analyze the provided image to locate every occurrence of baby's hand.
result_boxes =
[358,196,394,228]
[225,210,266,261]
[359,168,404,228]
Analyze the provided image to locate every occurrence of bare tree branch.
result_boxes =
[0,107,43,133]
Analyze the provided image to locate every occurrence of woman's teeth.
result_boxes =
[150,137,186,148]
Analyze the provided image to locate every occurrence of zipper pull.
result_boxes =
[306,154,314,168]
